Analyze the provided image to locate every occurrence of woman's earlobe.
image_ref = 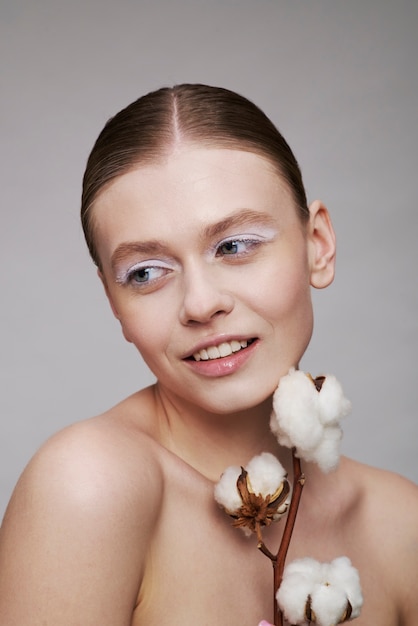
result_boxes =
[307,200,336,289]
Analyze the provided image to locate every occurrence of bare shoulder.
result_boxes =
[339,456,418,624]
[340,455,418,522]
[0,395,164,626]
[3,404,164,526]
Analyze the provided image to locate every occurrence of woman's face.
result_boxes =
[93,146,334,415]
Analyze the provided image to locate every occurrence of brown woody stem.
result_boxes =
[273,450,305,626]
[254,450,305,626]
[274,450,305,625]
[256,521,277,561]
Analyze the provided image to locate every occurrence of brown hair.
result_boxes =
[81,83,309,267]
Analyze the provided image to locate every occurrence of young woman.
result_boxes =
[0,84,417,626]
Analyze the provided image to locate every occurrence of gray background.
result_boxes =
[1,0,417,519]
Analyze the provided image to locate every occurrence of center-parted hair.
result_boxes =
[81,84,309,267]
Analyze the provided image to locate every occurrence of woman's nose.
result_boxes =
[179,265,234,326]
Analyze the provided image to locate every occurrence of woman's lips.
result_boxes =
[184,338,258,377]
[191,338,255,362]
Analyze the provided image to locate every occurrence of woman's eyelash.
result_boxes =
[115,232,274,284]
[215,236,265,256]
[116,262,171,286]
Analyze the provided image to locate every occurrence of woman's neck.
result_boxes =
[150,382,293,482]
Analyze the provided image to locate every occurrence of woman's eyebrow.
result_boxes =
[111,241,171,271]
[110,209,277,270]
[202,208,278,241]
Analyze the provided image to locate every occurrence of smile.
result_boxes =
[191,339,255,362]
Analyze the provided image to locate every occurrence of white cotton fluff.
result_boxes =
[309,584,350,626]
[271,369,324,449]
[214,454,288,512]
[317,376,352,425]
[270,368,351,473]
[327,557,363,619]
[299,425,343,472]
[276,556,363,626]
[214,465,243,513]
[276,569,316,624]
[246,452,287,497]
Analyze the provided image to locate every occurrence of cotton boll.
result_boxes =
[276,571,313,625]
[271,371,323,449]
[269,414,293,449]
[283,557,323,578]
[277,558,322,624]
[309,425,343,473]
[277,557,363,625]
[271,370,321,449]
[273,369,316,417]
[214,453,290,535]
[328,557,356,585]
[317,376,352,425]
[310,584,349,626]
[328,557,363,618]
[271,369,351,473]
[282,408,324,451]
[246,452,287,496]
[282,424,342,473]
[214,465,242,512]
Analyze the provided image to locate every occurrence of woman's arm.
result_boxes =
[0,423,163,626]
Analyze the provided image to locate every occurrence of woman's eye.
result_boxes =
[216,238,260,257]
[121,264,170,287]
[130,267,153,283]
[218,240,241,255]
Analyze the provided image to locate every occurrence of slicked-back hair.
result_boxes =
[81,84,309,267]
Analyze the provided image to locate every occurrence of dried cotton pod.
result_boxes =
[214,452,291,535]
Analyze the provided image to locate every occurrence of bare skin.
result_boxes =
[1,388,417,625]
[1,147,417,625]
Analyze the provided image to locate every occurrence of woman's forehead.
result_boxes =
[94,145,291,209]
[91,146,298,264]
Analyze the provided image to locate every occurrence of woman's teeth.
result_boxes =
[193,340,249,362]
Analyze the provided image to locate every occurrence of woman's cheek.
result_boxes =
[253,261,311,321]
[118,302,174,357]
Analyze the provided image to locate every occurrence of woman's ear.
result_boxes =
[307,200,336,289]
